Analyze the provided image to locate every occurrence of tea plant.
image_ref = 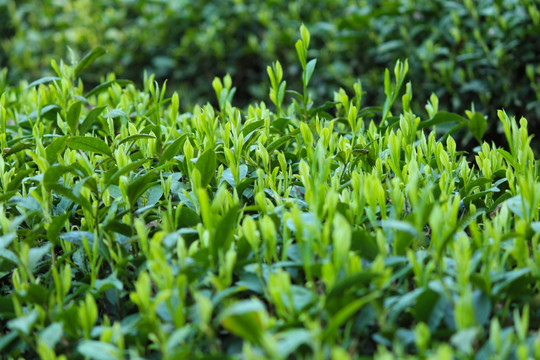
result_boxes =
[0,26,539,359]
[1,0,539,140]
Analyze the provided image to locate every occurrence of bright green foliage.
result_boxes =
[0,27,539,359]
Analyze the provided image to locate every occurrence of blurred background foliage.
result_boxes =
[0,0,539,140]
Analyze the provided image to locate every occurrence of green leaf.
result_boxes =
[0,332,18,353]
[143,185,163,207]
[308,101,339,117]
[531,222,540,235]
[303,59,317,86]
[158,135,188,166]
[28,243,51,273]
[352,146,369,156]
[286,90,304,102]
[6,169,32,192]
[439,122,468,142]
[0,294,15,318]
[413,289,442,327]
[94,271,123,293]
[47,212,71,245]
[0,233,16,248]
[50,184,93,214]
[59,231,95,245]
[295,40,306,69]
[45,136,68,164]
[221,168,237,188]
[195,149,217,188]
[59,232,108,259]
[8,309,38,335]
[450,328,479,354]
[221,164,248,188]
[492,267,531,296]
[26,76,61,89]
[79,106,106,134]
[326,271,380,312]
[9,196,43,214]
[85,80,133,98]
[386,288,424,324]
[67,136,112,157]
[497,149,516,168]
[469,112,487,141]
[379,220,419,237]
[67,101,82,135]
[384,68,391,97]
[276,329,313,358]
[351,229,379,260]
[178,205,200,227]
[77,340,120,360]
[472,290,491,325]
[418,111,467,130]
[19,104,61,124]
[291,285,315,312]
[118,134,156,146]
[39,323,63,349]
[506,195,526,219]
[104,158,151,189]
[44,164,80,190]
[219,299,267,345]
[74,47,107,77]
[277,81,286,105]
[462,177,492,196]
[107,109,126,119]
[241,120,265,137]
[266,129,300,153]
[323,291,380,340]
[0,248,18,264]
[462,187,500,206]
[212,205,239,262]
[104,220,133,237]
[3,142,33,157]
[18,283,48,306]
[126,171,158,207]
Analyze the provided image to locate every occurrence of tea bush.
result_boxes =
[1,0,539,143]
[1,27,540,359]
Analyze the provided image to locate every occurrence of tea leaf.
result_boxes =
[67,136,112,157]
[104,158,151,188]
[418,111,467,129]
[158,134,188,166]
[195,149,216,188]
[45,136,68,164]
[126,171,159,207]
[7,309,38,335]
[77,340,120,360]
[323,291,381,340]
[304,59,317,86]
[74,47,107,77]
[3,142,33,157]
[212,204,239,262]
[85,79,133,98]
[118,134,155,146]
[469,112,487,141]
[67,101,82,134]
[79,106,106,134]
[26,76,60,89]
[39,323,63,349]
[219,299,267,345]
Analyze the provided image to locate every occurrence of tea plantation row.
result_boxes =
[1,0,539,145]
[0,28,540,359]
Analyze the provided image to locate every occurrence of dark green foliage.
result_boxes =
[0,17,540,360]
[1,0,539,142]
